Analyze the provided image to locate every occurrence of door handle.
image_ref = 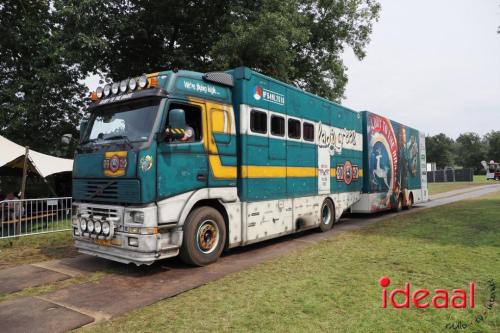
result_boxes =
[197,173,208,181]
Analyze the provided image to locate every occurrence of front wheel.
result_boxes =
[180,207,226,266]
[319,199,335,232]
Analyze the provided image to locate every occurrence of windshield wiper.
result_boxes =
[104,135,134,149]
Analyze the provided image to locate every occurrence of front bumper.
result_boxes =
[74,236,179,265]
[72,201,182,265]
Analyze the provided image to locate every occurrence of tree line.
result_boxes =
[426,131,500,173]
[0,0,381,156]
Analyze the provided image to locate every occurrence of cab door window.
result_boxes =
[166,103,202,143]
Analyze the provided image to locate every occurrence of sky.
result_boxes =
[342,0,500,139]
[85,0,500,139]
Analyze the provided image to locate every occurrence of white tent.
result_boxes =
[0,135,73,178]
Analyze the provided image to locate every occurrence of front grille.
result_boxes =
[80,206,121,220]
[73,179,141,203]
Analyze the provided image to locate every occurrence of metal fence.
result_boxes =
[427,168,474,183]
[0,197,72,239]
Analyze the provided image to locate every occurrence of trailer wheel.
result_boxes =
[394,194,403,212]
[405,193,414,210]
[319,199,335,232]
[180,206,226,266]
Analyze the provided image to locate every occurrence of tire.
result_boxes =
[394,195,403,212]
[319,199,335,232]
[405,194,413,210]
[180,206,226,266]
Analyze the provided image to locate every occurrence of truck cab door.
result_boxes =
[157,100,208,199]
[207,103,237,188]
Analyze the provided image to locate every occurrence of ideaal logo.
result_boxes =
[253,85,285,105]
[378,277,496,330]
[379,276,475,309]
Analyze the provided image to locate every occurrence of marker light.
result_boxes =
[111,83,119,94]
[128,78,137,91]
[103,84,111,97]
[102,222,111,236]
[90,91,98,101]
[138,75,148,88]
[120,80,128,93]
[96,87,104,98]
[94,221,102,234]
[148,76,158,88]
[87,220,95,233]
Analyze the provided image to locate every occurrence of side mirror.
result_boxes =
[166,109,186,140]
[61,134,73,145]
[79,119,89,142]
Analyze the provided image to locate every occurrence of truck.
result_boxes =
[70,67,427,266]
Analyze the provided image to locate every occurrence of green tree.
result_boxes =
[484,130,500,162]
[0,1,85,155]
[455,132,486,173]
[425,134,456,169]
[212,0,381,101]
[55,0,380,101]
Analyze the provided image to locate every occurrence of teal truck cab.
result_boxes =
[71,68,426,266]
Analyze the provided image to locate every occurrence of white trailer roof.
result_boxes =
[0,135,73,178]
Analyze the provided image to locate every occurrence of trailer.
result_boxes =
[69,67,427,266]
[350,111,428,213]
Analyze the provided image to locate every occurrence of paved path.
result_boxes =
[1,184,499,332]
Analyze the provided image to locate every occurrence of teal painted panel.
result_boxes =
[73,151,137,179]
[138,142,157,203]
[157,142,208,199]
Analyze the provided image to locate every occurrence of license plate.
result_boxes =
[95,239,111,246]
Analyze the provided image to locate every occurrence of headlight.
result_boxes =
[80,218,87,231]
[87,220,95,233]
[96,87,104,98]
[138,75,148,88]
[131,211,144,224]
[111,82,119,94]
[102,222,110,236]
[103,84,111,97]
[128,78,137,91]
[120,79,128,93]
[94,221,102,234]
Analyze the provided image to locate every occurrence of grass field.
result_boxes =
[428,175,491,195]
[81,192,500,333]
[0,231,76,269]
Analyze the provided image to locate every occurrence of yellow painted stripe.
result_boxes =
[209,155,237,179]
[241,166,317,178]
[330,168,337,177]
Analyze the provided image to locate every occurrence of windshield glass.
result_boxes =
[85,99,161,143]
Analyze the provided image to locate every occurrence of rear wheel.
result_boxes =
[405,194,414,210]
[319,199,335,232]
[180,207,226,266]
[394,195,403,212]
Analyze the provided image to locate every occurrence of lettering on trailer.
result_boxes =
[317,122,360,156]
[253,86,285,106]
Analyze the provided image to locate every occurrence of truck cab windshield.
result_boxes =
[84,98,161,145]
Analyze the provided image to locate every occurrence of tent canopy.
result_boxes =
[0,135,73,178]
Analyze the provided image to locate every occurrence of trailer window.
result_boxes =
[288,119,301,139]
[303,122,314,142]
[250,110,267,134]
[271,115,285,137]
